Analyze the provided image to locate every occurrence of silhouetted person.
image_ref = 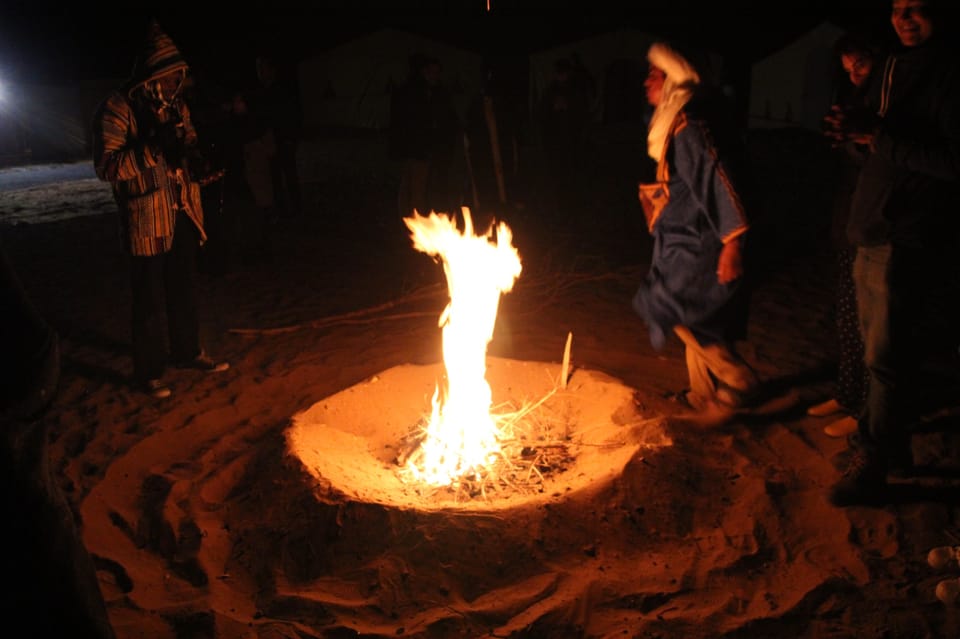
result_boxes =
[829,0,960,506]
[92,19,229,399]
[536,57,591,225]
[809,29,886,438]
[389,53,462,219]
[464,64,523,223]
[254,53,303,219]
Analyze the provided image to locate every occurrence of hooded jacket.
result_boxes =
[846,39,960,248]
[93,20,206,256]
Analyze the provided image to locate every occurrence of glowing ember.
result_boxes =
[403,207,522,486]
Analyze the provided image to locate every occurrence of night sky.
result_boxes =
[0,1,890,88]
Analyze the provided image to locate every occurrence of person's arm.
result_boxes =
[871,76,960,181]
[672,116,749,284]
[92,93,162,183]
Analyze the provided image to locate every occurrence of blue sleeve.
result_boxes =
[672,117,749,243]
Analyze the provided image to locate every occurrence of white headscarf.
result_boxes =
[646,42,701,161]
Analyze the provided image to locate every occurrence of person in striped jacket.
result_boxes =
[93,19,228,399]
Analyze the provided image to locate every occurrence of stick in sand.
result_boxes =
[561,331,572,388]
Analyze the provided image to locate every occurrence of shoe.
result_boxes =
[936,578,960,604]
[174,352,229,373]
[714,382,761,410]
[927,545,960,569]
[828,447,887,506]
[808,398,844,417]
[824,415,858,438]
[144,379,172,399]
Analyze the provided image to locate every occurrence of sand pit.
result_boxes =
[288,357,671,511]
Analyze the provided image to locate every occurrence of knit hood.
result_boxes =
[646,42,700,161]
[128,20,189,97]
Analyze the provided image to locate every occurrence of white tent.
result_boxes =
[297,28,484,133]
[748,21,844,131]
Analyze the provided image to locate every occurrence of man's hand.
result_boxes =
[717,239,744,285]
[821,105,879,148]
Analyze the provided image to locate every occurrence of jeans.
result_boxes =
[853,244,915,464]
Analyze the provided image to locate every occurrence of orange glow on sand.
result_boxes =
[402,207,522,486]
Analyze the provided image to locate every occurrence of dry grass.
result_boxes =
[394,382,581,503]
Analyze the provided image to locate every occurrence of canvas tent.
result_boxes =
[297,28,484,134]
[748,20,845,131]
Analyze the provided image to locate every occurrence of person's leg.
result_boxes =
[835,247,869,414]
[427,156,456,216]
[683,342,715,408]
[165,213,201,363]
[830,244,896,505]
[854,244,913,466]
[408,160,431,216]
[677,329,710,393]
[242,139,277,260]
[130,254,167,384]
[277,138,302,217]
[674,325,758,399]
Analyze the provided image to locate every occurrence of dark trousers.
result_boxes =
[853,243,959,465]
[272,137,302,218]
[130,212,201,382]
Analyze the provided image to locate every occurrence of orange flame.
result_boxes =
[404,207,522,485]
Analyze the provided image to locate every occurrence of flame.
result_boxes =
[403,207,522,486]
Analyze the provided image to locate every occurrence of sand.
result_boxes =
[3,131,960,638]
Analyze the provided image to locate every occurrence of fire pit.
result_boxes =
[287,356,661,511]
[235,210,674,635]
[287,208,668,510]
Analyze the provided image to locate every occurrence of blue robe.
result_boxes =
[633,109,750,350]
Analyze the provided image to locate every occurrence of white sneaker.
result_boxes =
[928,546,960,569]
[144,379,171,399]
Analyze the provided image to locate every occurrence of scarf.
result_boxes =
[646,43,701,161]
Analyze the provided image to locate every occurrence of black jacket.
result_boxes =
[847,40,960,249]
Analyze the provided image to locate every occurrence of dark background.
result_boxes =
[0,0,893,86]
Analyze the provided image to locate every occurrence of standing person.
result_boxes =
[811,30,885,438]
[828,0,960,506]
[254,53,303,220]
[388,53,462,219]
[92,19,229,399]
[233,75,279,264]
[632,42,761,411]
[464,64,522,222]
[536,57,590,225]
